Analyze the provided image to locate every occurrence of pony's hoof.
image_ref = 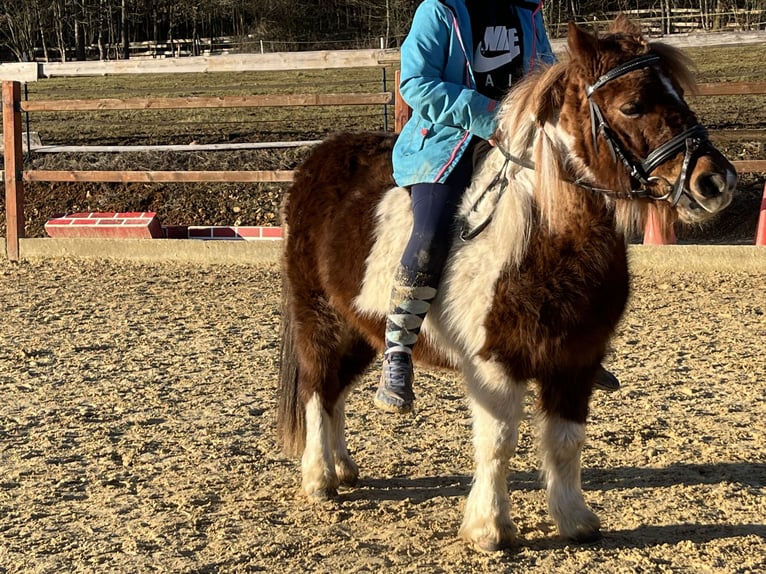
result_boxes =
[307,487,338,502]
[337,473,358,487]
[335,457,359,486]
[555,507,601,542]
[459,523,516,553]
[472,536,514,553]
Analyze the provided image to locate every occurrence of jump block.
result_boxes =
[45,212,163,239]
[162,226,283,240]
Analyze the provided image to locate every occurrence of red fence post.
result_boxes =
[643,203,677,245]
[3,81,24,261]
[756,182,766,246]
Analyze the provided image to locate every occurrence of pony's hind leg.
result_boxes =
[302,393,340,500]
[459,359,526,552]
[288,293,346,500]
[331,387,358,486]
[331,336,377,486]
[538,378,601,541]
[301,333,376,499]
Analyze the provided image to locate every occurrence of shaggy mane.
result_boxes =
[485,62,580,237]
[474,29,702,242]
[457,64,570,267]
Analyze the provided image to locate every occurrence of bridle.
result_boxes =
[460,53,714,241]
[584,53,712,206]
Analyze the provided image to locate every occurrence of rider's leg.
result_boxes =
[374,181,464,413]
[375,143,476,414]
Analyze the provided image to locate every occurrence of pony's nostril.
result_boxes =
[697,173,727,198]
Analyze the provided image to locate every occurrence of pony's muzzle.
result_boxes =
[690,155,737,207]
[677,156,736,221]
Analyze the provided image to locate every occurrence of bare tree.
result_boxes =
[121,0,129,58]
[35,0,51,61]
[0,0,37,61]
[1,1,764,63]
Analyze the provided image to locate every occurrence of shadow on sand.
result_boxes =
[340,461,764,551]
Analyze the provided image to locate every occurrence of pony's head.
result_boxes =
[499,16,736,236]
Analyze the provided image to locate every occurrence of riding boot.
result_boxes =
[374,270,437,414]
[594,366,620,391]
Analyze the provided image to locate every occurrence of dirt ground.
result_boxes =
[0,256,763,573]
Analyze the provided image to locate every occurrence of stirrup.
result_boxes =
[594,366,620,392]
[374,352,415,414]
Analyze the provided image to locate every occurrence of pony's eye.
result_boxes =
[620,101,644,117]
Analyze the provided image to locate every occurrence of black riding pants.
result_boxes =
[399,138,490,286]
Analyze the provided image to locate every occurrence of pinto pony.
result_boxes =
[277,18,736,551]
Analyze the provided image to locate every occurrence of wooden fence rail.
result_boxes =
[696,81,766,95]
[22,170,294,183]
[4,71,766,259]
[21,93,393,112]
[3,79,396,259]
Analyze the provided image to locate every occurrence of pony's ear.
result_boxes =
[566,21,598,62]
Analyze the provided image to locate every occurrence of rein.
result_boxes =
[460,54,713,241]
[459,145,539,241]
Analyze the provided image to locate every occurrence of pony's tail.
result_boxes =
[276,232,306,458]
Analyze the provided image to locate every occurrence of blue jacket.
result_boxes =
[392,0,556,187]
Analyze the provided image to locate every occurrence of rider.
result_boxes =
[374,0,620,414]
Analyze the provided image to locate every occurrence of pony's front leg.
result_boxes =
[459,362,525,552]
[540,415,601,541]
[301,393,340,500]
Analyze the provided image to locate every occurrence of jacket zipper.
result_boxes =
[433,9,474,183]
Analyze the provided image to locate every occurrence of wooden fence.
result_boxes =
[2,49,402,260]
[3,47,766,260]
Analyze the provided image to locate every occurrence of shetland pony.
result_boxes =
[277,18,736,552]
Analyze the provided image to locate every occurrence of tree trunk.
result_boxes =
[385,0,390,46]
[97,0,105,60]
[714,0,723,29]
[122,0,130,59]
[53,1,67,62]
[153,8,159,57]
[34,1,50,62]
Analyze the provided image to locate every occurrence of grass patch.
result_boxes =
[23,68,393,145]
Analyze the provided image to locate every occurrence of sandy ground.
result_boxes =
[0,256,764,573]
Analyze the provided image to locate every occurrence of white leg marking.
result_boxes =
[459,360,526,551]
[301,393,339,498]
[539,415,601,540]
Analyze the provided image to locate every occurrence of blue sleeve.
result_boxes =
[534,8,557,65]
[398,3,497,140]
